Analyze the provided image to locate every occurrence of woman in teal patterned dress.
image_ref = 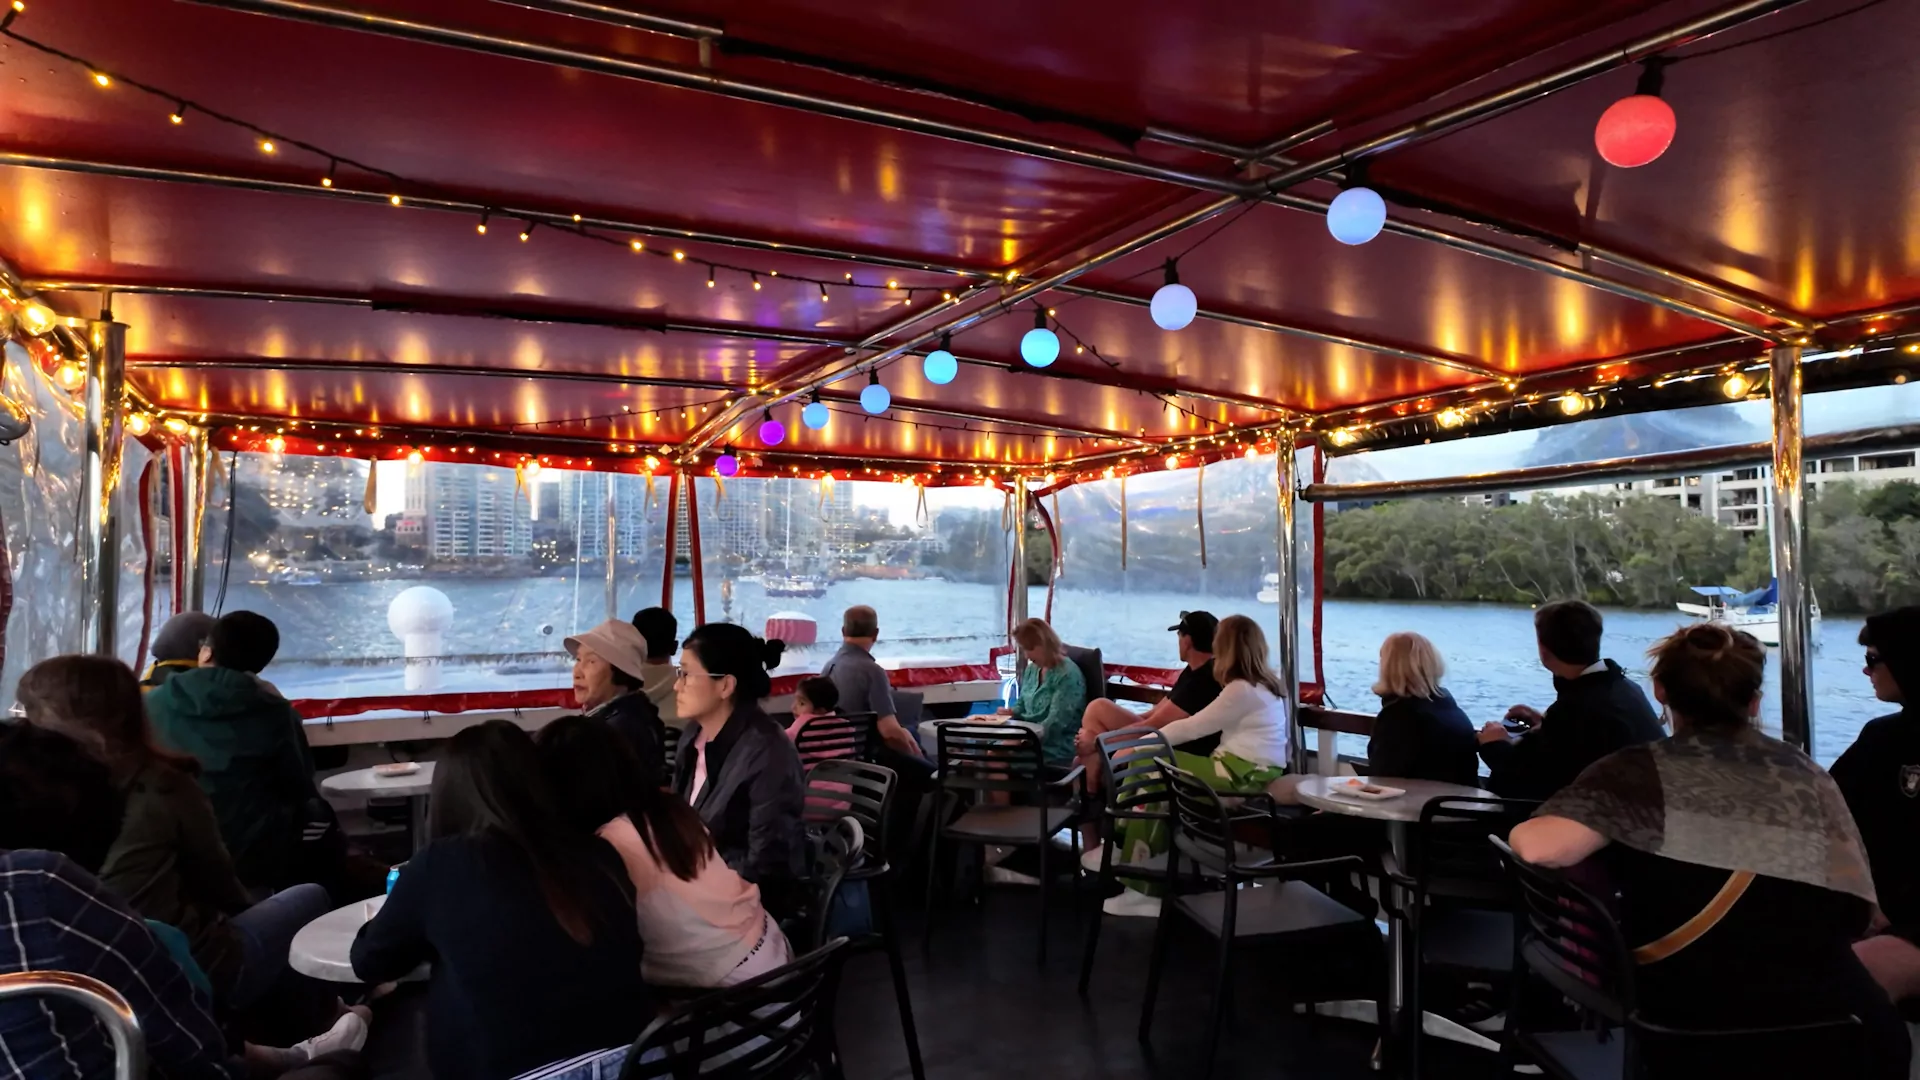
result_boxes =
[999,618,1086,766]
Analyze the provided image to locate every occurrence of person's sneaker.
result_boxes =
[289,1006,370,1061]
[1101,889,1162,918]
[1080,845,1113,873]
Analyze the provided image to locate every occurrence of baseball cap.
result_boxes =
[1167,610,1218,652]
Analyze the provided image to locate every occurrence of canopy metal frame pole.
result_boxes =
[1275,431,1304,773]
[604,475,619,622]
[1770,344,1812,751]
[1010,485,1028,676]
[80,319,127,656]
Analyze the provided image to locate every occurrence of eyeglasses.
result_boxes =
[1866,651,1885,669]
[673,669,727,684]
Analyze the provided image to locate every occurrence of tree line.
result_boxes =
[1323,480,1920,615]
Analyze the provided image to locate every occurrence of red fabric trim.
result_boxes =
[292,663,1002,720]
[687,475,706,626]
[659,471,680,611]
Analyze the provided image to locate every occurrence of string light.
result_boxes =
[758,409,786,446]
[860,370,891,415]
[519,221,533,242]
[389,194,402,207]
[124,413,152,436]
[17,300,57,337]
[750,274,761,291]
[1558,392,1590,417]
[1021,306,1060,368]
[802,392,830,430]
[715,447,740,477]
[819,284,830,304]
[320,160,336,188]
[168,104,185,125]
[1150,259,1197,331]
[1722,371,1752,399]
[922,333,958,385]
[475,211,489,236]
[673,250,686,262]
[162,418,190,435]
[55,363,83,389]
[257,138,276,154]
[1436,408,1466,429]
[90,70,110,88]
[707,266,716,289]
[630,239,644,252]
[406,449,424,464]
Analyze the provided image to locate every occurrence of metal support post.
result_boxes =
[79,319,126,656]
[1770,344,1813,751]
[1010,485,1029,674]
[1275,432,1305,773]
[604,476,618,621]
[179,429,210,613]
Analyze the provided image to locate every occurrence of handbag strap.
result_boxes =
[1632,870,1755,965]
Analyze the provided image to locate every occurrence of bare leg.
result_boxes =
[1854,933,1920,1002]
[1075,699,1149,792]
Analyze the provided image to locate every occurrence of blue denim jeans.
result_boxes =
[229,882,334,1008]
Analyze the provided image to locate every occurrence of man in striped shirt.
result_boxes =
[0,721,232,1079]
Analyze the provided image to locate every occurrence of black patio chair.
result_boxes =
[924,723,1085,964]
[801,759,925,1080]
[1489,837,1868,1079]
[1381,795,1538,1078]
[1078,725,1173,995]
[792,815,864,956]
[1139,760,1386,1080]
[619,938,852,1080]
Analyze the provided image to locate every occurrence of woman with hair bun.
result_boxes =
[670,624,807,907]
[1511,623,1909,1080]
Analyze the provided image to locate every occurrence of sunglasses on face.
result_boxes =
[1866,651,1886,669]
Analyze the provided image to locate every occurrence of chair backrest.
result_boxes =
[1158,759,1242,877]
[802,759,896,852]
[1490,835,1634,1025]
[1095,726,1171,816]
[796,815,864,953]
[792,712,876,765]
[1062,644,1106,706]
[0,971,147,1080]
[1411,796,1539,902]
[932,724,1047,795]
[624,938,850,1079]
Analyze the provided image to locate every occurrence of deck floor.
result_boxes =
[835,892,1492,1080]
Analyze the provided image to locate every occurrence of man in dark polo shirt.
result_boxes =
[1073,610,1224,784]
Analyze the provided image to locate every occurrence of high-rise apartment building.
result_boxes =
[405,461,532,560]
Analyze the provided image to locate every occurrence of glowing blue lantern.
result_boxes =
[1150,260,1197,331]
[802,396,829,430]
[1327,186,1387,246]
[923,333,958,385]
[1020,308,1059,368]
[860,371,891,414]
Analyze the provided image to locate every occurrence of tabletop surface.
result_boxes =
[1293,775,1498,823]
[290,895,384,982]
[320,761,435,797]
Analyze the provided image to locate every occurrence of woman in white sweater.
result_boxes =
[1107,615,1291,915]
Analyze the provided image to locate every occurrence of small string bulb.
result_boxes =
[258,138,276,154]
[887,279,899,290]
[672,250,686,262]
[750,274,762,291]
[707,267,716,288]
[475,212,489,236]
[571,213,582,223]
[630,239,643,252]
[819,284,829,303]
[519,222,533,242]
[168,104,185,125]
[10,2,24,12]
[91,71,111,88]
[319,160,336,188]
[389,194,402,206]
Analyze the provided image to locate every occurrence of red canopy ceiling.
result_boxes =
[0,0,1911,475]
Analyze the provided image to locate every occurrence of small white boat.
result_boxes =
[1256,572,1280,604]
[1677,581,1820,648]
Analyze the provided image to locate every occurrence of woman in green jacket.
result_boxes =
[19,655,332,1009]
[999,618,1087,766]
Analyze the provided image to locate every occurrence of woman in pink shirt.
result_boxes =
[536,715,791,989]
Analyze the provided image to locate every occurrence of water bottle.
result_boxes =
[385,863,404,894]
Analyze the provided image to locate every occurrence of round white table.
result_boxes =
[288,895,427,983]
[321,763,435,853]
[1292,775,1500,1074]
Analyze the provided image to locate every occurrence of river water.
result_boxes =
[238,577,1879,765]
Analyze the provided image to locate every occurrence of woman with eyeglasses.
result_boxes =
[669,624,807,912]
[1832,606,1920,1007]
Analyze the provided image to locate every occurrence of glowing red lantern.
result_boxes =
[1595,59,1675,169]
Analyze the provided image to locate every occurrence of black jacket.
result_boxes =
[351,833,649,1080]
[1368,689,1480,788]
[1831,708,1920,930]
[591,690,667,788]
[673,704,806,886]
[1479,660,1663,800]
